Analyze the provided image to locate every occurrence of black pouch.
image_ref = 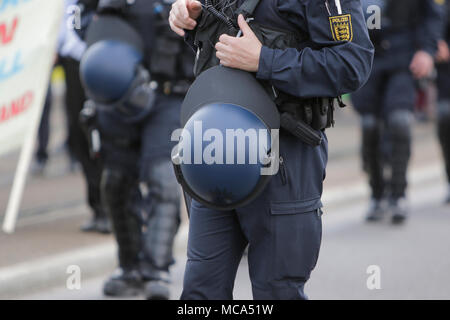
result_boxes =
[311,98,331,130]
[250,21,302,50]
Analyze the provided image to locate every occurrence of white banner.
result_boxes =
[1,0,63,233]
[0,0,63,156]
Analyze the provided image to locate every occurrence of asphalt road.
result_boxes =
[19,172,450,300]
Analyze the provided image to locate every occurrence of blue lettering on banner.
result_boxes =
[0,50,23,82]
[0,0,32,14]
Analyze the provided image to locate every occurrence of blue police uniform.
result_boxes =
[95,0,189,169]
[351,0,444,220]
[97,95,182,176]
[181,0,374,300]
[353,0,443,115]
[81,0,194,299]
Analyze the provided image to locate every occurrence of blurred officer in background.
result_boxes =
[79,0,194,299]
[353,0,444,224]
[436,2,450,203]
[170,0,373,299]
[32,0,108,233]
[32,87,52,175]
[63,0,110,233]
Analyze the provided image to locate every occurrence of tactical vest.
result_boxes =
[150,1,195,83]
[193,0,339,134]
[193,0,303,77]
[97,0,194,82]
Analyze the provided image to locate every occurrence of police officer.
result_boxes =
[80,0,194,299]
[60,0,110,233]
[32,87,52,175]
[352,0,444,223]
[170,0,374,299]
[436,1,450,203]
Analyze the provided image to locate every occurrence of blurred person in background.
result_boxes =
[31,0,108,233]
[435,1,450,203]
[32,87,52,175]
[61,0,110,233]
[79,0,194,299]
[32,1,87,175]
[353,0,444,224]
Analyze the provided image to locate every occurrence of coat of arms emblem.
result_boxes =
[329,14,353,42]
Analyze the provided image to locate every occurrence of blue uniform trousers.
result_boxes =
[181,131,327,300]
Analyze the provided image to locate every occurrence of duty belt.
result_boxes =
[151,79,191,96]
[278,96,345,147]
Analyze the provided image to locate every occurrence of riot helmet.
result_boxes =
[79,14,154,122]
[173,66,280,210]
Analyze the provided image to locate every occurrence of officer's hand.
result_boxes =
[215,15,262,72]
[169,0,202,37]
[410,50,434,79]
[436,40,450,63]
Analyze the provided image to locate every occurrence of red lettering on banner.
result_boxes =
[0,16,19,45]
[0,91,34,123]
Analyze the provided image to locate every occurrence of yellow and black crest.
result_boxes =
[329,14,353,42]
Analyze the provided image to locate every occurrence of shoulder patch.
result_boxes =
[329,14,353,42]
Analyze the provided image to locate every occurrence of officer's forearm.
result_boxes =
[418,1,446,56]
[256,43,373,98]
[417,28,440,57]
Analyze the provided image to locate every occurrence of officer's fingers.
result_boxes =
[218,34,235,46]
[437,46,449,62]
[416,55,433,78]
[215,42,231,54]
[237,14,254,37]
[411,61,430,79]
[411,68,421,79]
[219,57,231,67]
[187,0,202,19]
[171,5,197,29]
[216,51,234,66]
[170,9,196,30]
[178,17,197,30]
[173,0,189,20]
[415,69,427,79]
[169,13,185,34]
[172,2,197,28]
[409,61,421,78]
[169,16,185,36]
[409,55,421,72]
[216,50,226,60]
[171,26,185,37]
